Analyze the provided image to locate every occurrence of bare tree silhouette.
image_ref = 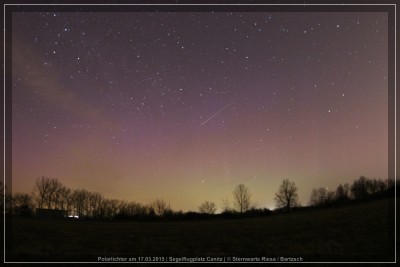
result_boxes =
[151,199,171,217]
[33,176,52,209]
[12,193,34,216]
[274,179,299,212]
[47,178,62,209]
[309,187,335,207]
[58,186,74,213]
[198,201,217,214]
[72,189,90,217]
[351,176,370,200]
[221,198,232,213]
[88,192,103,218]
[335,183,350,202]
[233,184,251,213]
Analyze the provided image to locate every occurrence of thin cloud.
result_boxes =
[12,36,119,130]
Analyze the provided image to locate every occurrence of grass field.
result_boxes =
[6,198,395,262]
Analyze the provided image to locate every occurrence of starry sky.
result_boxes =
[11,10,388,211]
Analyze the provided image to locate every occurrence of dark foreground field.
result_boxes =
[6,199,395,262]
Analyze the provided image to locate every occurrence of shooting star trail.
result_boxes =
[201,102,235,126]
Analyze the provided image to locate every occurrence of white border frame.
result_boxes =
[3,2,397,264]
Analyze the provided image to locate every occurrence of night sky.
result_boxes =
[11,10,388,211]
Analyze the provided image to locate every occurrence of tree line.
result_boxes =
[2,175,396,219]
[4,177,174,219]
[308,176,395,208]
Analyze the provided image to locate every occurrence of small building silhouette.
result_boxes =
[36,208,67,219]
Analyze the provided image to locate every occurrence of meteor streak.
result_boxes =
[201,102,234,126]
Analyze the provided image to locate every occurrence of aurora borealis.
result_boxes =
[9,6,390,211]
